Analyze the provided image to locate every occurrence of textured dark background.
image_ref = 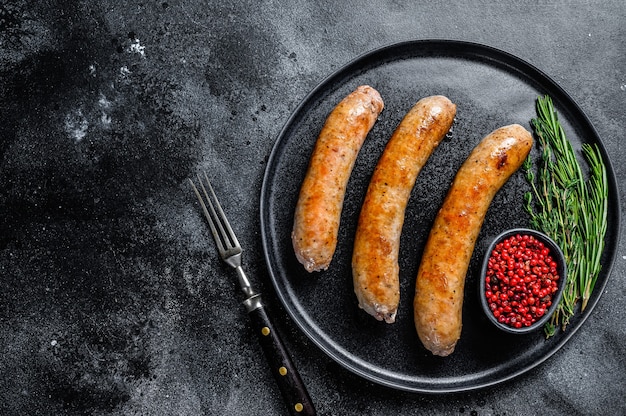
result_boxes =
[1,1,624,415]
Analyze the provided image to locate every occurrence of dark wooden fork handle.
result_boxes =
[245,296,316,416]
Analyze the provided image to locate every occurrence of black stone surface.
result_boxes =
[1,1,624,415]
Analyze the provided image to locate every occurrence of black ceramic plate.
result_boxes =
[259,40,620,393]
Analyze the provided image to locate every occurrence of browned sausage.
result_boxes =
[292,85,384,272]
[352,96,457,323]
[413,124,533,356]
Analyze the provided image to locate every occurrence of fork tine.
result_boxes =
[189,172,241,257]
[189,176,225,254]
[200,172,241,249]
[200,172,240,249]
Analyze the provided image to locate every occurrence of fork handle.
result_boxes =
[245,296,316,416]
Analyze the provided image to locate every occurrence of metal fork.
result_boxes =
[189,173,316,416]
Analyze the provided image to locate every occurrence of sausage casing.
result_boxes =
[352,95,456,323]
[292,85,384,272]
[413,124,533,356]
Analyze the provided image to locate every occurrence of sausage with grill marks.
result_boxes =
[352,95,456,323]
[413,124,533,356]
[292,85,384,273]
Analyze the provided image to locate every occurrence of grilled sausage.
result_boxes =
[413,124,533,356]
[292,85,384,272]
[352,96,457,323]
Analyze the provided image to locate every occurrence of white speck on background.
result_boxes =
[98,93,113,126]
[620,84,626,91]
[120,66,132,77]
[101,112,112,126]
[128,38,146,57]
[64,109,89,141]
[98,93,111,109]
[88,64,96,76]
[622,255,626,260]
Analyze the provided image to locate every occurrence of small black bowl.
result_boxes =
[479,228,567,334]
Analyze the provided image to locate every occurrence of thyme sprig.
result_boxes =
[523,95,608,337]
